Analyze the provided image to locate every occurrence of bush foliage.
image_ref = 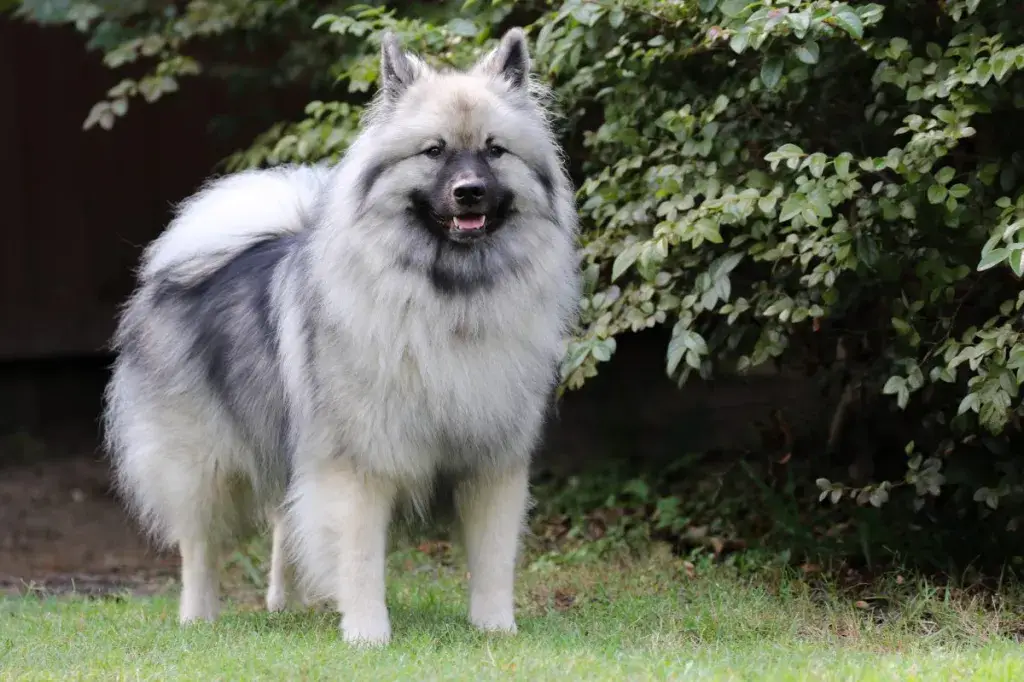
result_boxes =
[16,0,1024,531]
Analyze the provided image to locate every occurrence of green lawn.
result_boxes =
[2,546,1023,681]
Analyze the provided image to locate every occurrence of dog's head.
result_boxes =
[357,28,563,247]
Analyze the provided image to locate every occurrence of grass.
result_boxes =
[3,544,1024,681]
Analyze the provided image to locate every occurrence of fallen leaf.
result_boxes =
[553,587,577,611]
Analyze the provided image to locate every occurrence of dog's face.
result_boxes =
[410,138,515,245]
[358,29,561,249]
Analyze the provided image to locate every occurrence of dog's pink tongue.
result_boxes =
[453,215,486,231]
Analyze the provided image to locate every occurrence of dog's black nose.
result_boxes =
[453,180,486,206]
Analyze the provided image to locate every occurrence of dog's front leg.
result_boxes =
[456,464,530,634]
[331,467,396,646]
[292,461,396,646]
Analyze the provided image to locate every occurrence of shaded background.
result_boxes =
[0,17,828,586]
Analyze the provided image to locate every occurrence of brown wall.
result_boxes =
[0,17,259,360]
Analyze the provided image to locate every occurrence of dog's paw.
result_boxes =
[341,611,392,647]
[470,610,517,635]
[266,587,288,613]
[178,601,219,625]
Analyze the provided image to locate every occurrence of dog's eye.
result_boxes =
[423,143,445,159]
[487,144,508,159]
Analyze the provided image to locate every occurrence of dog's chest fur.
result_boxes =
[306,279,560,478]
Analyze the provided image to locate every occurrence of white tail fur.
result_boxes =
[140,164,330,283]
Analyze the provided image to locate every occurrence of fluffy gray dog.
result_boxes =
[103,27,580,645]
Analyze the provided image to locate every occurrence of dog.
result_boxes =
[103,27,579,645]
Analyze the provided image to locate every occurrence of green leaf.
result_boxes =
[612,243,642,281]
[934,107,957,126]
[729,30,749,54]
[806,153,827,178]
[719,0,750,18]
[667,324,706,375]
[691,333,709,356]
[787,11,811,38]
[794,40,820,65]
[695,218,723,244]
[869,487,889,508]
[978,248,1009,272]
[892,317,911,334]
[897,386,910,410]
[958,393,980,415]
[1010,250,1024,277]
[882,376,905,395]
[446,18,478,37]
[935,167,955,185]
[715,252,744,276]
[927,185,947,204]
[834,153,853,179]
[992,53,1014,81]
[832,8,864,39]
[591,341,612,362]
[760,56,784,89]
[571,3,603,27]
[779,195,805,222]
[948,183,970,199]
[666,344,686,377]
[888,37,909,58]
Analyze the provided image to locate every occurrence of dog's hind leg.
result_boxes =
[173,464,232,624]
[111,416,226,623]
[178,531,220,623]
[266,512,291,612]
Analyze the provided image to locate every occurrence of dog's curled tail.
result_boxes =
[138,163,331,285]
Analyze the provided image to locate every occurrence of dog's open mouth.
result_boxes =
[446,213,493,243]
[451,214,487,232]
[409,190,511,243]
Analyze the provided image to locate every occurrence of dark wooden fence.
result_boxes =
[0,17,257,360]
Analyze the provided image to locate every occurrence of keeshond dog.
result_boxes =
[103,27,579,645]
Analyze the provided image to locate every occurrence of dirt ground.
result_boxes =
[0,455,179,596]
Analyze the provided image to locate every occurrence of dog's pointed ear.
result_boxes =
[472,27,531,90]
[379,31,422,100]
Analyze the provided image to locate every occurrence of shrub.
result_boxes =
[17,0,1024,531]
